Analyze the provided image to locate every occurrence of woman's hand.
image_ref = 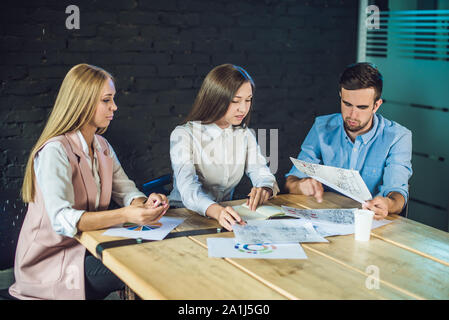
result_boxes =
[145,192,169,208]
[206,203,246,231]
[126,193,169,225]
[246,187,272,211]
[78,194,169,232]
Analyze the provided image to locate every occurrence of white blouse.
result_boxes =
[168,121,279,216]
[34,131,146,238]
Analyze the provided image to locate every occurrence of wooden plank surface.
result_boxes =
[75,192,449,300]
[77,210,286,300]
[283,192,449,299]
[102,236,286,300]
[294,192,449,268]
[174,199,415,299]
[303,234,449,299]
[189,232,414,300]
[273,193,360,209]
[369,213,449,267]
[222,194,449,299]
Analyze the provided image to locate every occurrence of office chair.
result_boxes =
[142,174,172,196]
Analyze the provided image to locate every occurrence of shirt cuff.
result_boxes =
[197,197,216,217]
[59,209,86,238]
[256,182,280,198]
[124,192,148,207]
[380,188,409,209]
[285,168,308,179]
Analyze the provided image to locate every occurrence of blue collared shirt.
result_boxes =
[285,113,412,203]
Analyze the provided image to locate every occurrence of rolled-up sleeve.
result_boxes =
[170,127,216,216]
[108,142,147,207]
[285,120,322,179]
[245,129,279,196]
[378,129,412,204]
[34,142,85,238]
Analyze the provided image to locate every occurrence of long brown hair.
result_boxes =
[183,64,255,127]
[22,63,113,203]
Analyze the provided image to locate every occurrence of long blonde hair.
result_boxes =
[22,63,114,203]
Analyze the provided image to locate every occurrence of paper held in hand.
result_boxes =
[289,157,372,204]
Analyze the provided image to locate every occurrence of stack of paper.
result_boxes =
[281,205,392,237]
[232,219,328,244]
[207,219,329,260]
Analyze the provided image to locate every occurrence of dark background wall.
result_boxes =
[1,0,358,198]
[0,0,358,267]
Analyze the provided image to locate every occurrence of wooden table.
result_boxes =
[76,193,449,300]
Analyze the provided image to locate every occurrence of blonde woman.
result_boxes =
[9,64,169,300]
[169,64,279,231]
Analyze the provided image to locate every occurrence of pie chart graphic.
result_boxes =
[123,222,162,231]
[234,243,277,255]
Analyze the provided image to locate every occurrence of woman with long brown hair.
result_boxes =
[168,64,279,231]
[9,64,169,300]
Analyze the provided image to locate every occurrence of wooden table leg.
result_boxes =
[124,285,140,300]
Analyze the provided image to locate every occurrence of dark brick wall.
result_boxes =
[1,0,359,201]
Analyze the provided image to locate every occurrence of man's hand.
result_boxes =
[363,192,405,219]
[286,176,323,203]
[362,196,389,220]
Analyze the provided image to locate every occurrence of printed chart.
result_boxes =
[122,222,162,231]
[207,238,308,259]
[103,216,185,240]
[234,243,277,255]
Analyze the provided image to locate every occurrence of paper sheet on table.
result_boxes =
[282,206,356,224]
[207,238,308,259]
[233,219,328,244]
[281,206,393,237]
[232,203,284,221]
[290,157,372,204]
[103,216,185,240]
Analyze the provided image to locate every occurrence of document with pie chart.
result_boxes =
[103,216,185,240]
[207,238,307,259]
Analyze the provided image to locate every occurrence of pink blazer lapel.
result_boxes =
[65,131,98,212]
[95,135,113,210]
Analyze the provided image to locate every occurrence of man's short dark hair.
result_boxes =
[339,62,383,101]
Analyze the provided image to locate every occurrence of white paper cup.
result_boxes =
[354,209,374,241]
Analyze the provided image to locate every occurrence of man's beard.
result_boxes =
[343,118,369,132]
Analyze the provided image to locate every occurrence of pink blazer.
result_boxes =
[9,131,113,300]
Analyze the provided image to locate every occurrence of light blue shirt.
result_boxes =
[285,113,412,203]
